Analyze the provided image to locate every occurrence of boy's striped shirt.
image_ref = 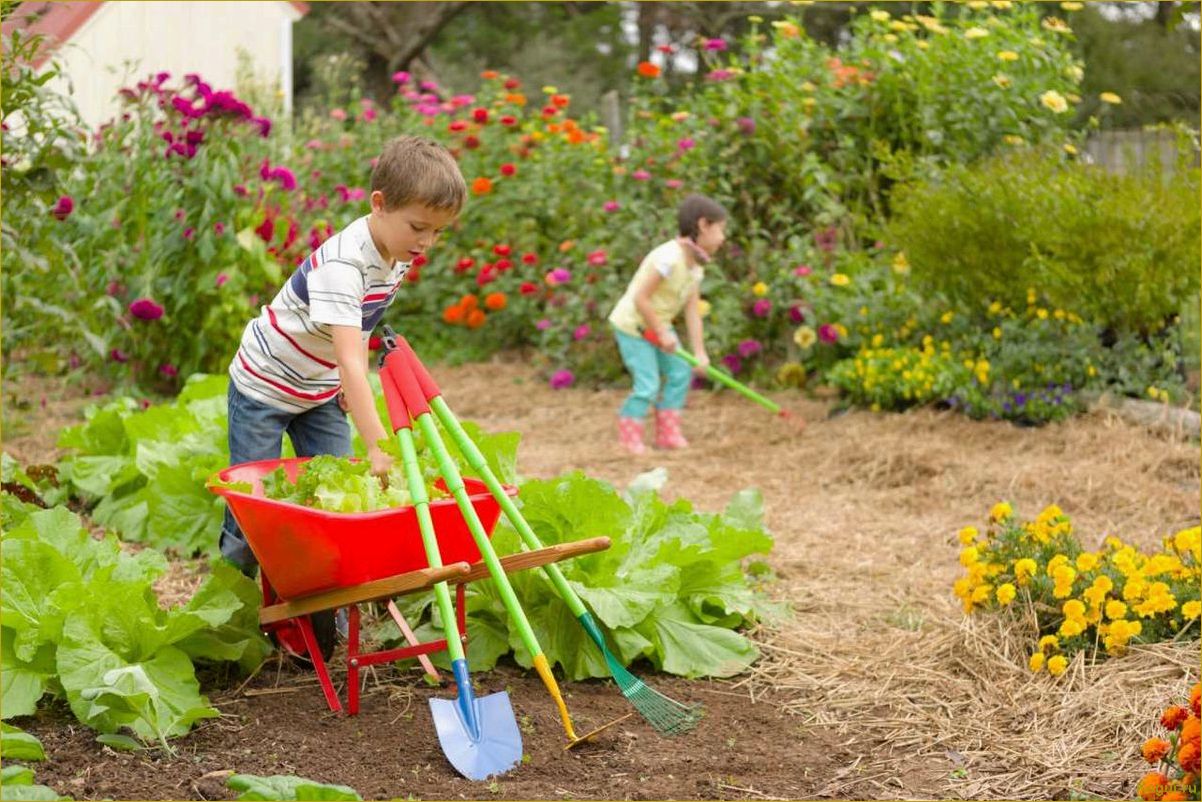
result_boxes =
[229,215,410,412]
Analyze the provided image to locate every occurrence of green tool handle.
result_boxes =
[643,329,783,415]
[396,425,466,664]
[430,396,589,619]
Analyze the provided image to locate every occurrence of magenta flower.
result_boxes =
[105,281,124,296]
[815,226,838,253]
[549,369,575,389]
[586,250,608,267]
[51,195,74,221]
[347,187,366,201]
[234,184,248,196]
[794,264,813,277]
[751,299,772,318]
[678,137,696,151]
[547,268,572,285]
[391,71,411,85]
[722,354,743,373]
[361,107,377,123]
[573,324,591,341]
[129,298,165,321]
[737,338,762,358]
[818,323,839,344]
[213,222,225,236]
[789,304,805,324]
[159,363,178,378]
[665,179,683,189]
[330,108,347,121]
[215,273,229,288]
[268,166,297,191]
[603,200,620,213]
[704,37,728,51]
[706,69,734,82]
[110,348,129,363]
[536,318,552,331]
[419,80,439,92]
[737,117,756,136]
[182,227,195,240]
[251,116,272,137]
[632,169,651,181]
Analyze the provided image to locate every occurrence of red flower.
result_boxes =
[471,176,492,195]
[551,94,570,108]
[129,298,165,321]
[368,336,383,351]
[472,107,489,124]
[456,257,476,273]
[492,244,512,257]
[51,195,74,221]
[495,258,513,271]
[449,120,468,132]
[466,308,487,328]
[464,135,481,149]
[500,115,518,126]
[521,252,538,265]
[519,282,538,296]
[503,78,521,90]
[637,61,661,78]
[499,163,516,176]
[412,253,428,268]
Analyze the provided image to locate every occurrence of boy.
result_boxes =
[220,135,465,574]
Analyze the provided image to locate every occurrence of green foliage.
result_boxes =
[255,454,448,513]
[226,774,361,801]
[888,146,1201,335]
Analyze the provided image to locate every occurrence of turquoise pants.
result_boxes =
[614,327,692,418]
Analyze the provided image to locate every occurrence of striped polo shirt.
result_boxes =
[229,215,410,412]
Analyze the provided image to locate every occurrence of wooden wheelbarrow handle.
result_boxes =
[453,537,612,585]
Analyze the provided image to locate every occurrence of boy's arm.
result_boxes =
[331,325,393,477]
[633,272,677,351]
[683,289,710,373]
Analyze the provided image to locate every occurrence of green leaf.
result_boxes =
[61,455,140,498]
[0,782,69,801]
[94,733,145,752]
[226,774,362,801]
[635,602,760,678]
[1,723,46,761]
[176,562,270,674]
[0,539,83,661]
[1,765,35,785]
[1,630,55,718]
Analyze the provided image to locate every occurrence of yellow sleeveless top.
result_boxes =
[607,240,704,336]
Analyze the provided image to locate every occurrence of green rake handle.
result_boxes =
[643,329,788,417]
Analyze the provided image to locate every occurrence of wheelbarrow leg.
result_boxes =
[386,600,441,683]
[298,614,343,713]
[347,606,361,716]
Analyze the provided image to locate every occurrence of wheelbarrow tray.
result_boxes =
[212,457,513,600]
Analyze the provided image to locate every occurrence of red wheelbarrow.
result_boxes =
[210,460,609,716]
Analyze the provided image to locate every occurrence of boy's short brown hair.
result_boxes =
[371,135,467,212]
[677,193,728,239]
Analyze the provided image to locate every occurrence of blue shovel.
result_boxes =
[382,363,522,781]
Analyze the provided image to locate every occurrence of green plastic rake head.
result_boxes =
[609,657,704,735]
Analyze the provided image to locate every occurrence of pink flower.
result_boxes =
[182,227,195,240]
[677,137,696,151]
[794,264,813,277]
[110,348,129,363]
[420,80,439,92]
[665,179,683,190]
[603,200,620,213]
[549,369,574,389]
[129,298,165,321]
[174,208,186,221]
[751,299,772,318]
[632,169,651,181]
[818,323,839,344]
[737,339,762,358]
[546,268,572,285]
[233,184,248,196]
[51,195,74,220]
[347,187,366,201]
[536,318,552,331]
[391,71,411,85]
[159,363,178,378]
[722,354,743,373]
[704,37,728,51]
[215,273,229,288]
[586,250,607,266]
[251,116,272,137]
[737,117,756,136]
[361,107,377,123]
[789,304,805,324]
[213,222,225,236]
[268,166,297,191]
[706,69,734,82]
[330,108,347,121]
[573,324,591,341]
[815,226,838,252]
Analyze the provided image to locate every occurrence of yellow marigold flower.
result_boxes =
[830,273,850,287]
[996,583,1016,605]
[1100,92,1122,105]
[870,9,890,21]
[794,326,817,349]
[1059,618,1085,638]
[1183,600,1201,620]
[1123,579,1147,602]
[1075,553,1099,572]
[1003,134,1025,145]
[1092,574,1114,594]
[697,299,712,318]
[772,20,801,38]
[892,252,909,273]
[1029,652,1045,672]
[991,502,1013,523]
[752,281,769,297]
[965,26,989,39]
[958,526,979,545]
[1061,1,1083,9]
[1038,635,1060,653]
[1053,564,1077,585]
[1042,16,1071,33]
[1173,527,1201,557]
[1105,600,1127,620]
[1047,554,1069,575]
[993,74,1012,89]
[991,0,1012,8]
[960,546,980,567]
[970,584,992,603]
[1063,143,1078,155]
[1014,558,1038,585]
[967,0,988,8]
[953,577,973,600]
[1041,90,1069,114]
[1062,599,1086,620]
[1047,655,1068,676]
[997,50,1019,62]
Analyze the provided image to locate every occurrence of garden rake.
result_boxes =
[381,327,704,737]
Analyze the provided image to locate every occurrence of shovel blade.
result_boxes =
[430,692,522,781]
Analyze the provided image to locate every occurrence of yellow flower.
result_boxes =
[1100,92,1122,105]
[1047,655,1068,676]
[991,0,1012,8]
[967,0,988,8]
[1061,1,1083,9]
[870,9,890,21]
[794,326,817,349]
[883,33,898,43]
[752,281,769,297]
[697,299,712,318]
[993,74,1012,89]
[940,311,954,324]
[990,501,1013,523]
[997,50,1019,62]
[830,273,850,287]
[970,584,992,604]
[1003,134,1025,146]
[1028,652,1045,672]
[1041,90,1069,114]
[1038,634,1060,653]
[958,526,979,545]
[1105,600,1127,620]
[1183,600,1201,620]
[1062,599,1086,620]
[1014,558,1038,584]
[1042,16,1071,33]
[916,40,929,50]
[964,27,989,39]
[1058,618,1085,638]
[1063,143,1078,155]
[892,252,909,273]
[1173,527,1200,557]
[1066,64,1084,82]
[996,583,1016,605]
[992,327,1002,339]
[772,20,801,38]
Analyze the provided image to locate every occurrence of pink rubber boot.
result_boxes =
[654,409,689,449]
[617,417,647,455]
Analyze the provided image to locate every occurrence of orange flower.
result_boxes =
[1162,792,1188,801]
[466,308,486,329]
[442,304,465,325]
[1143,738,1172,764]
[566,129,585,145]
[1180,742,1201,774]
[484,292,507,311]
[1138,772,1169,801]
[471,177,493,195]
[636,61,661,78]
[480,70,499,79]
[558,240,575,253]
[504,92,527,106]
[1163,706,1191,731]
[1182,717,1201,747]
[551,93,570,108]
[460,293,479,311]
[1191,683,1201,717]
[547,123,562,134]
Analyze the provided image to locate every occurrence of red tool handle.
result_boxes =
[394,335,442,401]
[380,349,430,428]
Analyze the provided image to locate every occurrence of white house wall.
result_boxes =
[47,1,301,129]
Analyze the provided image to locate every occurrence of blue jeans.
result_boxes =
[614,327,692,419]
[219,382,351,573]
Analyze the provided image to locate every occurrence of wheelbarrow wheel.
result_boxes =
[272,610,337,665]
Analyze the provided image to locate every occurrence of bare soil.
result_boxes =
[4,355,1199,800]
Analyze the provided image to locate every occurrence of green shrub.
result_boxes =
[888,145,1200,335]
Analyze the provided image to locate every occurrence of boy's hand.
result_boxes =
[692,353,711,376]
[367,446,394,483]
[656,327,679,353]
